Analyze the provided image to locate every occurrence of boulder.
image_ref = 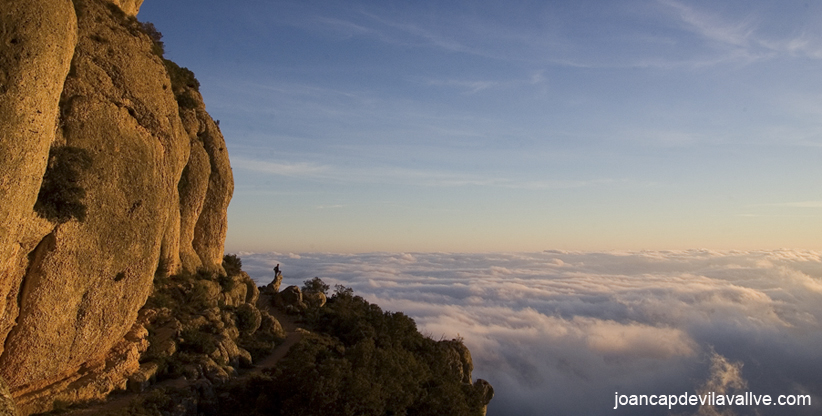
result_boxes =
[474,379,494,404]
[263,273,283,295]
[303,291,327,308]
[440,339,474,384]
[474,379,494,416]
[149,338,177,360]
[127,361,159,393]
[219,311,240,340]
[237,348,253,369]
[240,272,260,305]
[221,276,248,307]
[107,0,144,16]
[259,311,286,340]
[144,312,182,360]
[235,303,262,335]
[200,357,230,385]
[0,376,19,416]
[275,285,307,312]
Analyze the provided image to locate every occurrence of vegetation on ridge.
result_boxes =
[206,280,490,416]
[80,255,490,416]
[140,257,281,383]
[139,20,201,109]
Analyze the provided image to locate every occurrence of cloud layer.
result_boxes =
[240,250,822,415]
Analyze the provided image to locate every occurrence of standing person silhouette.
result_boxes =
[273,264,281,277]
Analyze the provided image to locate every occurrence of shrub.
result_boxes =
[217,274,235,293]
[164,59,200,92]
[209,286,487,416]
[140,21,165,57]
[237,332,277,363]
[235,303,260,334]
[124,387,196,416]
[222,254,243,276]
[302,277,329,295]
[178,328,217,355]
[136,20,201,110]
[34,146,93,223]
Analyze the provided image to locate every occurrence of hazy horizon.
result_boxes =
[240,249,822,415]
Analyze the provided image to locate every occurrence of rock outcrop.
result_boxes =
[108,0,143,16]
[0,377,19,416]
[0,0,233,413]
[136,270,283,392]
[274,285,308,313]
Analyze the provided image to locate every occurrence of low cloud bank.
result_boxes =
[240,250,822,415]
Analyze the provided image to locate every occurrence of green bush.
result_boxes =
[237,332,277,363]
[140,21,165,57]
[222,254,243,276]
[235,303,260,334]
[135,20,201,110]
[218,274,235,292]
[164,59,200,93]
[124,387,195,416]
[34,146,93,223]
[203,287,486,416]
[179,328,217,355]
[302,277,329,295]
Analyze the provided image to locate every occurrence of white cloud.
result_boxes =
[233,153,617,191]
[241,250,822,415]
[659,0,822,64]
[695,350,748,416]
[770,201,822,208]
[232,157,329,177]
[659,0,756,48]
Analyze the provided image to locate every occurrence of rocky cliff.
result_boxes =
[0,0,232,413]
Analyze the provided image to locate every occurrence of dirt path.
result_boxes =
[60,302,304,416]
[60,377,189,416]
[250,304,303,373]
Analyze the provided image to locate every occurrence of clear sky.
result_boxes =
[139,0,822,253]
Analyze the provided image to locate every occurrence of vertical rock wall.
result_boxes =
[0,0,233,413]
[191,96,234,275]
[0,0,78,357]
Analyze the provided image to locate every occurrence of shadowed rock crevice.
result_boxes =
[33,147,92,224]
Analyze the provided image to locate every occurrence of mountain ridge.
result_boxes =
[0,1,492,414]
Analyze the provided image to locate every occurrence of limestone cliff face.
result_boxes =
[179,88,234,276]
[0,0,232,413]
[0,0,78,359]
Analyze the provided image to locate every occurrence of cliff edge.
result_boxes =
[0,1,493,415]
[0,0,232,413]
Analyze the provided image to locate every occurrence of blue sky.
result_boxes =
[139,0,822,252]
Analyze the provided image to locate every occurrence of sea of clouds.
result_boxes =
[239,250,822,416]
